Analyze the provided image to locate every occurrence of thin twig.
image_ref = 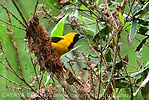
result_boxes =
[135,37,149,47]
[9,33,24,78]
[118,53,133,100]
[0,41,22,79]
[0,19,25,30]
[29,53,40,89]
[5,9,24,78]
[122,60,138,69]
[0,41,46,100]
[11,0,28,27]
[124,0,135,23]
[0,74,29,90]
[98,1,137,98]
[0,4,27,28]
[81,52,100,80]
[54,75,78,100]
[33,0,39,15]
[97,39,103,100]
[99,33,119,100]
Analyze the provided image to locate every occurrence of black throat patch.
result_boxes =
[68,34,80,49]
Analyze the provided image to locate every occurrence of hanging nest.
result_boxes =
[25,15,63,75]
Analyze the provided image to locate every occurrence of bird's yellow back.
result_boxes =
[52,32,79,56]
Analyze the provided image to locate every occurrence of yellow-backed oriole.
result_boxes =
[52,32,85,56]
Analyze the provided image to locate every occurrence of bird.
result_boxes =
[52,32,85,56]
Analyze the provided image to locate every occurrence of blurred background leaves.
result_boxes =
[0,0,148,100]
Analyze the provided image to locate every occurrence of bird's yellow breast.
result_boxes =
[52,41,70,56]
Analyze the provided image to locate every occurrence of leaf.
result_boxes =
[132,2,138,16]
[51,15,68,37]
[105,49,112,62]
[45,73,51,85]
[129,19,138,42]
[137,48,143,58]
[79,15,86,25]
[92,25,110,42]
[115,55,129,70]
[141,82,149,100]
[123,54,129,63]
[61,45,82,57]
[138,26,149,36]
[135,2,149,16]
[135,36,148,52]
[131,68,148,78]
[115,80,129,88]
[80,5,88,10]
[139,0,148,5]
[144,61,149,68]
[119,12,124,24]
[138,19,149,26]
[46,0,56,4]
[69,45,82,52]
[100,26,111,37]
[122,23,131,30]
[141,2,149,14]
[136,68,148,84]
[133,74,149,96]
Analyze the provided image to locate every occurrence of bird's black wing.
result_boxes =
[52,37,63,43]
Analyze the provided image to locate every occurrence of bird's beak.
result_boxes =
[79,35,86,39]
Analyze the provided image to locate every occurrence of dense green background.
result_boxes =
[0,0,148,100]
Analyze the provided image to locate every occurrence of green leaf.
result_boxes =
[131,68,148,77]
[46,0,57,4]
[141,82,149,100]
[105,49,112,62]
[132,2,138,16]
[136,71,148,84]
[51,15,68,37]
[79,15,86,25]
[132,68,148,84]
[138,18,149,26]
[119,12,124,24]
[135,36,148,52]
[96,0,100,4]
[45,73,51,85]
[69,45,82,52]
[122,23,131,30]
[135,2,149,16]
[80,5,88,10]
[139,0,148,5]
[61,45,82,57]
[137,48,143,58]
[129,19,138,42]
[115,81,129,88]
[145,61,149,68]
[138,26,149,36]
[134,74,149,97]
[92,25,111,42]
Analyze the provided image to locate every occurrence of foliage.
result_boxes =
[0,0,149,100]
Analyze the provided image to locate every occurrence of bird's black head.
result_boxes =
[68,33,85,49]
